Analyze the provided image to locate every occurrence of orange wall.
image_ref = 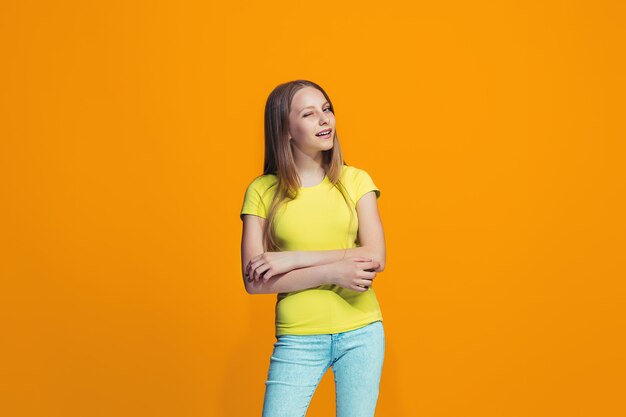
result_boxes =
[1,1,624,416]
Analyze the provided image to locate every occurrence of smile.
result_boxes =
[315,129,332,138]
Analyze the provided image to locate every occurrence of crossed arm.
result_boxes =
[241,191,385,294]
[294,244,384,271]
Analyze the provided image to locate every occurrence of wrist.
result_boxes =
[292,251,304,269]
[320,262,336,286]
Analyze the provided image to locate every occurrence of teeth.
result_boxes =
[316,130,331,136]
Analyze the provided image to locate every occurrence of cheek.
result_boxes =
[296,122,310,136]
[289,119,303,134]
[297,120,316,134]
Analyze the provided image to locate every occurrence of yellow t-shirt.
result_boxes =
[240,164,383,336]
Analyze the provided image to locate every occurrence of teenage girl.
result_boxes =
[240,79,386,417]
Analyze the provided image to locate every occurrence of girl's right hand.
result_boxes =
[328,256,380,292]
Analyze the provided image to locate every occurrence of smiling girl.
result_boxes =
[240,80,386,417]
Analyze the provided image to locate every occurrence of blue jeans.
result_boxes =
[261,320,385,417]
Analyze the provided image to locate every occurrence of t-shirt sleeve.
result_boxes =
[240,178,268,220]
[354,168,381,203]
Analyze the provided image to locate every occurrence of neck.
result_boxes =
[291,147,325,178]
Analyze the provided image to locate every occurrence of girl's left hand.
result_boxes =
[246,251,300,282]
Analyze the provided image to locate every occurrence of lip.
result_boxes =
[315,128,332,136]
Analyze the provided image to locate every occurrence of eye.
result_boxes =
[303,107,332,118]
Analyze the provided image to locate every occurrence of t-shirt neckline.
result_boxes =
[298,174,330,191]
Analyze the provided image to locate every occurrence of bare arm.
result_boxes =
[246,263,331,294]
[242,212,380,293]
[241,213,333,294]
[291,246,381,271]
[241,188,385,293]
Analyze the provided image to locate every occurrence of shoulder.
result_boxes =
[340,164,373,182]
[340,164,380,200]
[247,173,278,187]
[245,173,279,195]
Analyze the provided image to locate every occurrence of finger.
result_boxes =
[369,261,380,269]
[249,254,263,270]
[253,265,265,282]
[260,267,273,282]
[360,278,372,287]
[247,259,259,277]
[356,280,372,289]
[246,261,256,280]
[250,261,264,280]
[251,264,260,281]
[361,261,380,270]
[255,263,271,282]
[359,270,377,279]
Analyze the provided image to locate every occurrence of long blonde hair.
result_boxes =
[260,80,356,251]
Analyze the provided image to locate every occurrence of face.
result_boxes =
[288,87,336,155]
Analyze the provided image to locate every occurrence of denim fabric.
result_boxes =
[261,320,385,417]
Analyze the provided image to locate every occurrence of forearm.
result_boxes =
[293,247,380,269]
[247,263,333,295]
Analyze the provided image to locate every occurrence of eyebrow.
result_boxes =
[299,101,330,113]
